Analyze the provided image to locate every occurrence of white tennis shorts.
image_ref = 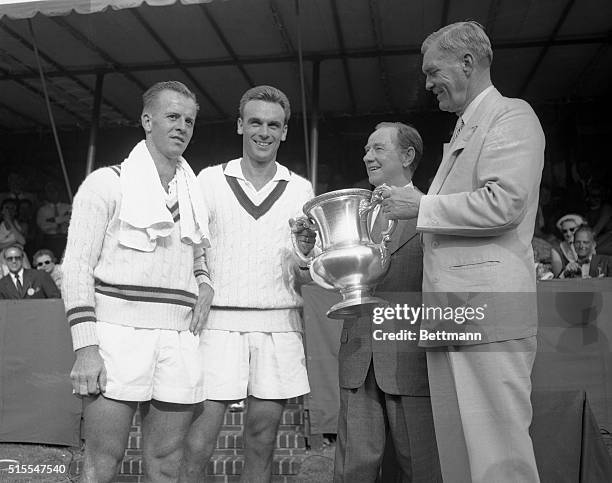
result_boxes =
[199,329,310,400]
[96,322,205,404]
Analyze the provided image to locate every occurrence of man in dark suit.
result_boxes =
[0,245,60,299]
[334,122,441,482]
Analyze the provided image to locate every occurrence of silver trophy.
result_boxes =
[293,188,397,319]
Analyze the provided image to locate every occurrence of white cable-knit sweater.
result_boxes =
[198,159,314,332]
[62,165,211,350]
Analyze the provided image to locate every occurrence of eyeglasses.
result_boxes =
[6,256,22,261]
[36,260,52,267]
[562,226,578,234]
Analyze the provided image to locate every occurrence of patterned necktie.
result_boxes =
[15,274,23,297]
[450,117,465,144]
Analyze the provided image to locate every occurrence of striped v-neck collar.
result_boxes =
[223,163,289,219]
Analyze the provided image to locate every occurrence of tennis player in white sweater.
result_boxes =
[180,86,316,482]
[63,81,213,483]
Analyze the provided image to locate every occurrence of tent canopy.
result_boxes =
[0,0,611,132]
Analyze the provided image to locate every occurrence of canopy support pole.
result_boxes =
[309,60,320,194]
[27,18,73,202]
[295,0,310,178]
[85,73,104,176]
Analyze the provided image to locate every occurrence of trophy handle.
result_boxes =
[361,186,398,264]
[291,217,317,264]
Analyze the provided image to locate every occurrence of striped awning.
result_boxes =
[0,0,216,19]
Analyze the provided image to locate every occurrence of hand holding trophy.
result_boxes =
[292,187,396,319]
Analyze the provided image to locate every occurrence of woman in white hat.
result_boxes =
[551,213,587,276]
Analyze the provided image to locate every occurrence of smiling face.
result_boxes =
[238,100,288,165]
[4,247,23,274]
[422,43,469,113]
[142,89,197,163]
[363,126,411,187]
[574,229,595,260]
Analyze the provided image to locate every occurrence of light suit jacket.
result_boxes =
[417,87,545,345]
[338,218,428,395]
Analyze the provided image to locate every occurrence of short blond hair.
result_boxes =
[422,21,493,67]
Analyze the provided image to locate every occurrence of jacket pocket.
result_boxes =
[448,260,500,270]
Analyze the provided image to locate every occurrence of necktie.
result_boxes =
[15,274,23,297]
[371,208,388,244]
[450,117,465,144]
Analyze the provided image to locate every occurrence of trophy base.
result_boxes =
[326,295,389,320]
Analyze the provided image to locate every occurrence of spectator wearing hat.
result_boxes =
[551,213,586,277]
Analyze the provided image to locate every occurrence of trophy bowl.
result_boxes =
[294,188,396,319]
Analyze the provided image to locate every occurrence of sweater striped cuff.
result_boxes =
[194,269,213,288]
[67,306,99,350]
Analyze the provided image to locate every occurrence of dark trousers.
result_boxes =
[334,365,442,482]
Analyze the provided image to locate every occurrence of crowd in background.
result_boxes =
[532,160,612,279]
[1,154,612,294]
[0,171,69,295]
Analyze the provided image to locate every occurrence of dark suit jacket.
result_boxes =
[589,254,612,277]
[0,269,61,299]
[338,218,428,396]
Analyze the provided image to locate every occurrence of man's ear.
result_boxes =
[141,112,151,133]
[237,117,243,135]
[281,123,288,142]
[402,146,415,170]
[462,53,475,75]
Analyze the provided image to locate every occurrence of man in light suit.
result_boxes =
[334,122,441,482]
[380,22,544,482]
[0,245,60,299]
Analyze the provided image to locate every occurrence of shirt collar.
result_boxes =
[223,158,291,182]
[12,268,24,280]
[459,85,495,126]
[379,181,413,188]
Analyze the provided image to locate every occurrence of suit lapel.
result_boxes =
[3,274,20,298]
[21,270,31,298]
[387,219,418,255]
[427,88,502,195]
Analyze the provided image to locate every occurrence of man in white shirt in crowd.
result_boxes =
[561,225,612,278]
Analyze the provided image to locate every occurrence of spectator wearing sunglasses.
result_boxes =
[0,245,60,299]
[551,213,586,277]
[32,248,62,291]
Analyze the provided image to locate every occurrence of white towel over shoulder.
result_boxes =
[118,140,210,252]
